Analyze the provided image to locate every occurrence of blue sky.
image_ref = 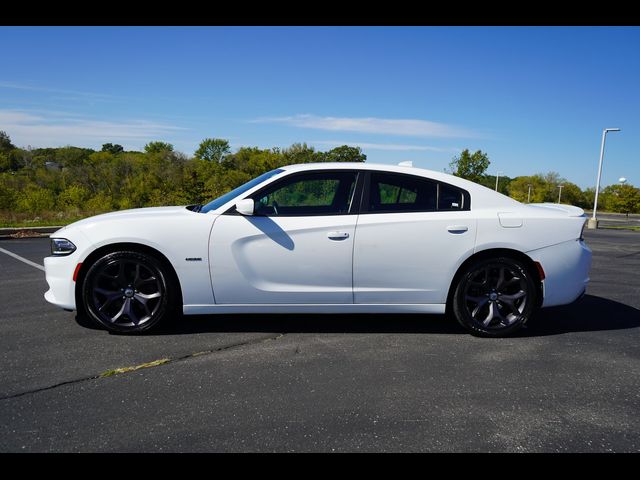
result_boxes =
[1,26,638,188]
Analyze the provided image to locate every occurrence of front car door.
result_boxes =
[353,170,477,304]
[210,170,361,304]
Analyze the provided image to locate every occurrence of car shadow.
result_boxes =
[88,294,639,337]
[515,294,640,337]
[244,216,294,250]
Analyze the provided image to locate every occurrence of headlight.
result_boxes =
[51,238,77,256]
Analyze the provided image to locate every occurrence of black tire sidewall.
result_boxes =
[453,257,537,337]
[82,251,173,334]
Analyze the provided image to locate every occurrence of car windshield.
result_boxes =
[199,168,285,213]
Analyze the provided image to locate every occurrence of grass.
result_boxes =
[0,210,98,228]
[600,225,640,232]
[99,358,171,378]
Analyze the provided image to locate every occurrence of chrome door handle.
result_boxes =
[447,225,468,234]
[327,231,350,240]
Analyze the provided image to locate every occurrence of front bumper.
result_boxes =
[43,229,93,311]
[44,255,78,310]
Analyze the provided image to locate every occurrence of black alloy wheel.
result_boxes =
[81,251,177,333]
[453,257,537,337]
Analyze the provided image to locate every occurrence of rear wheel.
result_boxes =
[81,251,178,334]
[452,257,537,337]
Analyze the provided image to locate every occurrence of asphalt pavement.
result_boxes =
[0,230,638,452]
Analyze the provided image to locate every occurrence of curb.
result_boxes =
[0,226,63,239]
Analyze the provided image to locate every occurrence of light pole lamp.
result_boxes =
[495,171,503,191]
[557,184,564,204]
[589,128,621,229]
[527,184,532,203]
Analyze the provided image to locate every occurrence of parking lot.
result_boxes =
[0,229,638,452]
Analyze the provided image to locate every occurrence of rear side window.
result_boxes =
[367,172,469,213]
[369,172,437,213]
[438,182,465,210]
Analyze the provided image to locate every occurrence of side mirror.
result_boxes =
[235,198,255,216]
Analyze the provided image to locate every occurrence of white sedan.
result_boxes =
[44,162,592,337]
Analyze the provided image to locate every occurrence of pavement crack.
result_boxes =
[170,333,284,366]
[0,332,284,402]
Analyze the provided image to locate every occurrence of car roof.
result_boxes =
[280,162,458,183]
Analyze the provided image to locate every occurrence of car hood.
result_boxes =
[54,206,196,233]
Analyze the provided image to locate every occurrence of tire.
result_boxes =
[81,250,178,334]
[452,256,537,337]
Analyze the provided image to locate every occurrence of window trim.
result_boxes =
[360,171,471,214]
[223,169,364,217]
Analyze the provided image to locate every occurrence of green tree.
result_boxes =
[220,147,282,176]
[507,173,585,206]
[16,186,55,214]
[508,175,547,203]
[0,131,16,152]
[144,141,174,154]
[606,184,640,216]
[85,192,114,214]
[0,175,17,210]
[557,182,584,207]
[582,187,596,210]
[478,174,512,195]
[195,138,230,162]
[282,143,322,165]
[449,149,490,183]
[57,184,90,209]
[322,145,367,163]
[0,152,18,172]
[101,143,124,155]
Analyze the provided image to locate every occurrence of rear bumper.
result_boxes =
[528,239,592,308]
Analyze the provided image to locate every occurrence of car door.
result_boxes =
[210,170,361,304]
[353,171,477,304]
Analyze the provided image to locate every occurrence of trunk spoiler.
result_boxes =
[527,203,586,217]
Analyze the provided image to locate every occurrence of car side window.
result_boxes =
[369,172,437,213]
[367,172,469,213]
[438,182,465,210]
[253,171,357,216]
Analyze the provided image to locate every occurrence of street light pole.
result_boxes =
[495,171,502,191]
[558,184,564,204]
[590,128,621,228]
[527,184,532,203]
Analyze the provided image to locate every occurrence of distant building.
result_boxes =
[45,161,62,171]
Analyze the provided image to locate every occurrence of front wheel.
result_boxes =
[452,257,538,337]
[81,251,178,334]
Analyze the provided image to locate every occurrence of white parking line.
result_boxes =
[0,246,45,272]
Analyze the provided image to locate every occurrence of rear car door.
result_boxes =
[353,170,477,304]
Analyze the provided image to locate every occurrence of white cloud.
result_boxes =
[0,109,186,150]
[253,114,480,139]
[313,140,460,152]
[0,81,118,100]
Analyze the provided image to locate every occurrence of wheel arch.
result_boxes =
[445,248,544,314]
[74,242,184,310]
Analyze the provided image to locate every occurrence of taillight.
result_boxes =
[534,261,546,281]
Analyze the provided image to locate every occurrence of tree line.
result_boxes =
[0,131,365,226]
[0,131,638,227]
[449,149,639,215]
